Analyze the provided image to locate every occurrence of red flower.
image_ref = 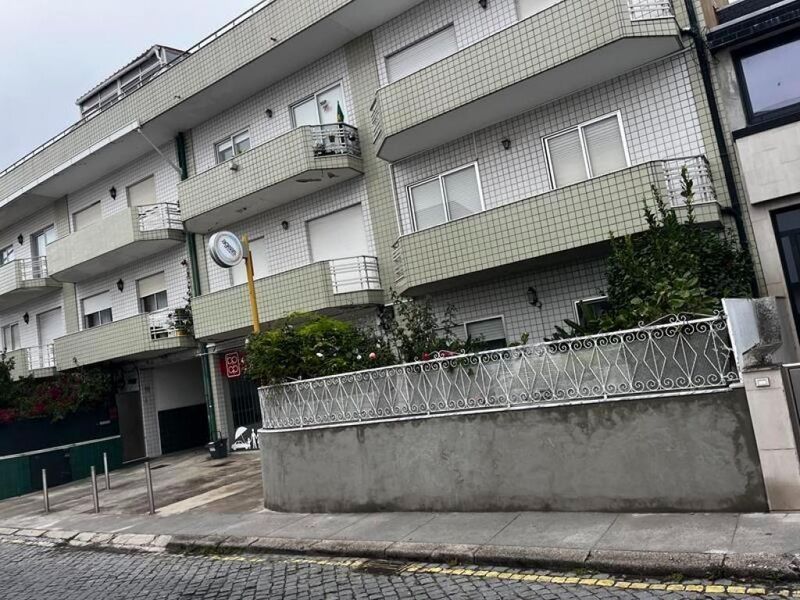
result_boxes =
[421,352,430,361]
[0,409,16,425]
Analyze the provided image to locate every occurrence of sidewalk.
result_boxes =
[0,450,798,581]
[2,508,799,581]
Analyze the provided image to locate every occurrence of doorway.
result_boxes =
[116,391,146,462]
[31,225,55,279]
[773,206,800,342]
[34,308,63,369]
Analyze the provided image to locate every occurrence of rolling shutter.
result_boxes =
[583,116,627,178]
[517,0,561,20]
[73,202,102,231]
[466,317,506,343]
[307,205,368,262]
[82,291,111,315]
[137,272,166,299]
[127,176,156,207]
[386,26,458,83]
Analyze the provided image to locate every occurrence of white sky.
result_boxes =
[0,0,258,169]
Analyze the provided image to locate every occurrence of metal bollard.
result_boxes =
[90,466,100,513]
[144,461,155,515]
[41,469,50,514]
[103,452,111,490]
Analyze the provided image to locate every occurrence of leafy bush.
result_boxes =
[245,313,394,386]
[551,168,752,338]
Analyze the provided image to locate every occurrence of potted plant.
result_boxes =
[170,304,193,337]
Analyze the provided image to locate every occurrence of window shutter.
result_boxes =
[583,116,627,177]
[73,202,103,231]
[82,291,111,315]
[410,180,446,230]
[386,26,458,83]
[307,205,368,262]
[443,166,482,220]
[547,130,586,188]
[517,0,561,19]
[137,272,166,299]
[127,176,156,207]
[466,318,506,343]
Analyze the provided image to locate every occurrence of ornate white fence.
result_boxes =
[260,314,740,431]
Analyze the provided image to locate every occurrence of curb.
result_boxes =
[164,534,800,582]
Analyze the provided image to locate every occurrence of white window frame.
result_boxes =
[0,245,13,266]
[574,295,610,326]
[542,111,631,190]
[463,315,508,348]
[290,81,346,128]
[214,128,251,165]
[406,162,485,232]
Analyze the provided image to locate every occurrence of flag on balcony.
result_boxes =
[336,101,345,123]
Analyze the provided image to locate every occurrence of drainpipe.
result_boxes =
[683,0,759,297]
[176,132,218,443]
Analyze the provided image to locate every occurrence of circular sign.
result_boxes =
[208,231,244,269]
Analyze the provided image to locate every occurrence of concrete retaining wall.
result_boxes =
[260,388,768,513]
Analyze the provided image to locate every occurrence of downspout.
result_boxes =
[176,132,218,442]
[683,0,759,297]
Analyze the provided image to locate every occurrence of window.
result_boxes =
[291,83,346,127]
[736,32,800,124]
[137,272,168,313]
[73,202,102,231]
[517,0,561,20]
[1,323,20,351]
[82,291,113,329]
[408,164,483,231]
[127,176,156,207]
[544,113,629,189]
[0,245,13,266]
[215,130,251,164]
[574,296,611,327]
[385,26,458,83]
[465,317,507,351]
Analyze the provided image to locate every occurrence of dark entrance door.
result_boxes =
[228,375,262,451]
[116,392,146,462]
[773,206,800,341]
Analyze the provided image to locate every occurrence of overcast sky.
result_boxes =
[0,0,258,169]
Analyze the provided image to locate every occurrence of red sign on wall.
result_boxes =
[224,351,243,379]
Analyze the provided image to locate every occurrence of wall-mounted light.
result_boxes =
[478,0,488,8]
[116,278,124,292]
[109,186,117,199]
[229,162,240,172]
[17,234,23,245]
[501,138,511,151]
[281,221,289,231]
[526,286,541,308]
[23,312,29,325]
[265,108,273,118]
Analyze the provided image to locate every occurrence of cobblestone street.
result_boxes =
[0,539,780,600]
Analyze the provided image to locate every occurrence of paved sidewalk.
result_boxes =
[2,508,799,581]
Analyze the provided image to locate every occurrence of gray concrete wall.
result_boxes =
[260,388,768,513]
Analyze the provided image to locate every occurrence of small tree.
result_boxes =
[552,168,753,337]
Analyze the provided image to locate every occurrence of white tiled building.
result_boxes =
[0,0,763,458]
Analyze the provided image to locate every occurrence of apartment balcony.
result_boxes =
[392,156,722,295]
[53,308,195,370]
[0,258,61,311]
[3,345,57,380]
[47,203,184,282]
[371,0,682,161]
[180,124,364,233]
[193,256,384,340]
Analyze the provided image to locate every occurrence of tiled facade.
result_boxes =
[0,0,766,456]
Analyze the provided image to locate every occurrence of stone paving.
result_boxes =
[0,538,779,600]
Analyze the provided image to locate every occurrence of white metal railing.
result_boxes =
[147,308,175,340]
[137,202,182,232]
[27,344,55,370]
[260,314,739,431]
[628,0,674,20]
[663,156,716,207]
[311,124,361,157]
[0,1,272,180]
[329,256,381,294]
[18,257,48,281]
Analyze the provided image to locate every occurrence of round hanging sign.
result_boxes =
[208,231,244,269]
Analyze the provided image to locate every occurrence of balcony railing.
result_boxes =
[17,257,49,281]
[629,0,674,20]
[663,156,716,207]
[311,124,361,157]
[137,202,182,232]
[147,307,190,340]
[329,256,381,294]
[260,314,738,431]
[27,344,55,370]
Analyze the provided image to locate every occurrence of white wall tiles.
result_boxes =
[391,53,705,234]
[190,49,356,175]
[0,290,65,350]
[204,177,376,293]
